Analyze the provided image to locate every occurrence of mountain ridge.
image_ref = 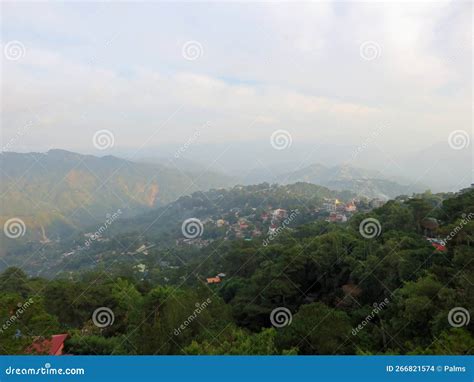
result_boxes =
[0,149,234,243]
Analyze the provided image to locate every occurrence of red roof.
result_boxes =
[28,334,68,355]
[432,243,447,252]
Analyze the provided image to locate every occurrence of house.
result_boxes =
[27,334,69,355]
[431,242,447,252]
[206,276,221,284]
[134,263,147,273]
[323,202,336,212]
[239,219,250,229]
[135,244,147,254]
[268,225,277,235]
[272,209,288,220]
[345,201,357,212]
[326,212,347,223]
[216,273,226,278]
[426,238,447,252]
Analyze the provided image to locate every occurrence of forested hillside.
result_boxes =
[0,183,357,276]
[0,150,233,244]
[1,188,472,355]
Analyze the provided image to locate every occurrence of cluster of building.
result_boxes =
[230,216,263,239]
[322,199,358,223]
[228,208,292,238]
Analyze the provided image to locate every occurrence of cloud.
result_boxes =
[1,1,471,154]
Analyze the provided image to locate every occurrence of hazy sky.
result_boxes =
[1,1,472,156]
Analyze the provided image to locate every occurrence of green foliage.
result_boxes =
[0,189,472,355]
[184,327,285,355]
[66,334,127,355]
[276,303,353,354]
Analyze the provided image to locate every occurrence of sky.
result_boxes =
[1,1,472,159]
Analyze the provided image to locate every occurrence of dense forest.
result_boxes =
[1,188,472,355]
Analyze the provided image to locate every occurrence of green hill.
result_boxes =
[0,150,233,243]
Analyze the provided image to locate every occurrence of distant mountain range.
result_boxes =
[132,140,470,193]
[0,150,233,242]
[278,163,424,200]
[0,149,433,244]
[144,156,424,200]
